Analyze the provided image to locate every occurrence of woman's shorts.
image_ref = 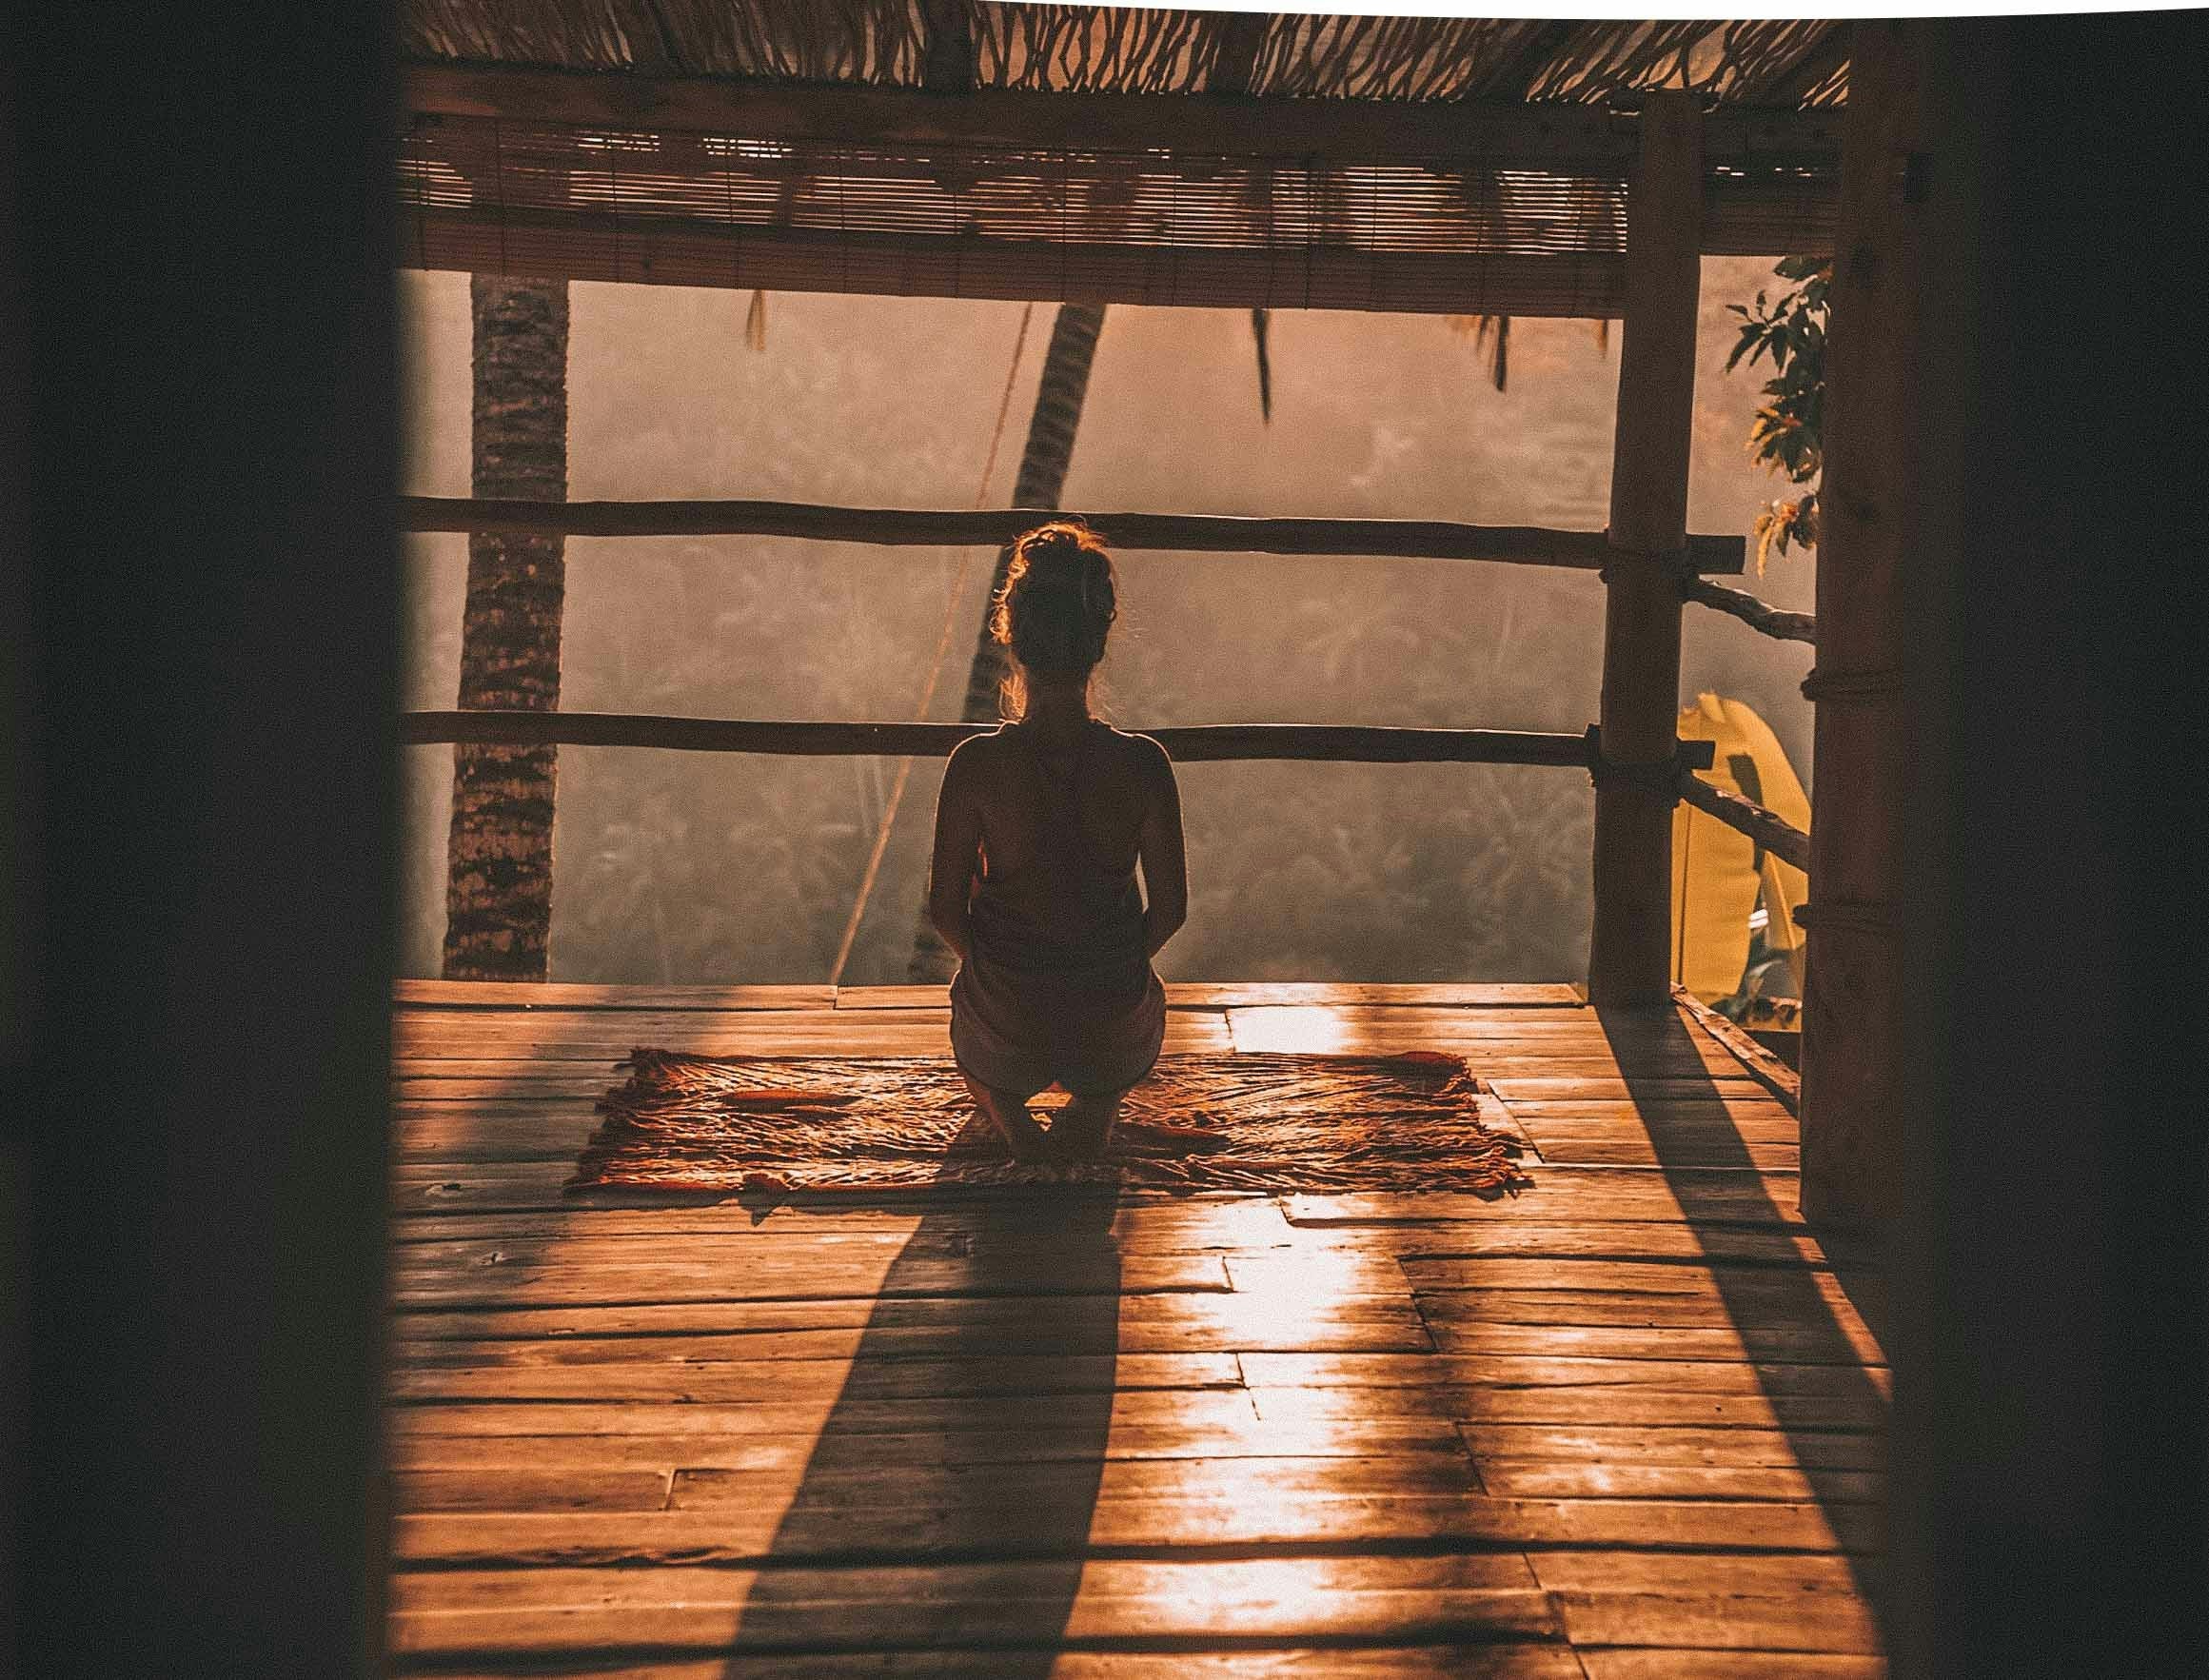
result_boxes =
[949,958,1166,1097]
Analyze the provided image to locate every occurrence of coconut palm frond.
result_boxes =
[745,288,768,351]
[1446,313,1511,390]
[1251,307,1273,424]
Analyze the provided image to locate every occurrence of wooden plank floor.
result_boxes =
[383,981,1887,1677]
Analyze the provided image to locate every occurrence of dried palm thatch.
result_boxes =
[571,1048,1530,1195]
[403,7,1846,109]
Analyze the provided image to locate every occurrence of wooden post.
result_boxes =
[1588,90,1702,1007]
[1798,25,1919,1235]
[1889,16,2209,1673]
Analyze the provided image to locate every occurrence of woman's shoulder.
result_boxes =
[1094,723,1174,783]
[943,724,1018,782]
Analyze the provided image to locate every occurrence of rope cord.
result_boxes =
[825,302,1035,986]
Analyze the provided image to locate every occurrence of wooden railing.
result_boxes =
[1679,574,1817,644]
[409,486,1811,999]
[1667,568,1817,863]
[1674,765,1812,870]
[404,710,1682,770]
[399,496,1748,575]
[407,709,1831,850]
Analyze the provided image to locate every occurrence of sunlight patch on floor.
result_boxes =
[1226,1005,1360,1054]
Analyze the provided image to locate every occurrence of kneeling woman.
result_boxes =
[926,522,1188,1164]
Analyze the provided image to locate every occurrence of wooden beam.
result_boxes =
[1676,772,1812,872]
[398,496,1746,575]
[1587,90,1703,1007]
[400,712,1596,767]
[401,61,1836,171]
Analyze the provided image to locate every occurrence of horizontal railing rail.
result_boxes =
[399,495,1747,575]
[1679,574,1817,643]
[1676,765,1812,870]
[402,710,1632,766]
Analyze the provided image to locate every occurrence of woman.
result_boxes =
[926,521,1188,1165]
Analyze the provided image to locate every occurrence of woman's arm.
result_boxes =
[1134,740,1188,959]
[925,741,985,964]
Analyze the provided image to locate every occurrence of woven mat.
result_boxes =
[569,1049,1530,1196]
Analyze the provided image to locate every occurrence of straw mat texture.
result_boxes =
[570,1048,1529,1196]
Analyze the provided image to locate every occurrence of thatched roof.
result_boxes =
[402,8,1846,106]
[399,7,1846,315]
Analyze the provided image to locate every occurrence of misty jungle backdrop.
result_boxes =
[399,257,1815,984]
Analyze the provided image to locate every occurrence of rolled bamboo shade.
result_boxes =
[399,112,1836,315]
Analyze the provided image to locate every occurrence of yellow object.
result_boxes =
[1670,693,1811,1003]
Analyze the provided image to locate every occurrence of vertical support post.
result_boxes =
[1890,17,2209,1675]
[1588,90,1702,1007]
[1798,24,1919,1235]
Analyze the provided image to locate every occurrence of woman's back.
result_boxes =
[965,720,1153,969]
[947,717,1168,1097]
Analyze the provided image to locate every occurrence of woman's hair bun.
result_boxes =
[990,520,1117,686]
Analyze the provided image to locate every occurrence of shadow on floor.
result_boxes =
[718,1184,1123,1674]
[1596,1004,1893,1641]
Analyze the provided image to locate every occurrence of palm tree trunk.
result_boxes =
[908,301,1107,980]
[442,276,568,980]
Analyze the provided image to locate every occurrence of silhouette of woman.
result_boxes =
[926,522,1188,1164]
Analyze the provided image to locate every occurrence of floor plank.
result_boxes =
[396,979,837,1011]
[393,1009,1233,1058]
[389,1351,1246,1403]
[387,1389,1264,1440]
[391,1495,1877,1569]
[1551,1590,1880,1654]
[390,1417,1475,1472]
[1580,1655,1884,1679]
[391,1571,1563,1659]
[410,1648,1592,1678]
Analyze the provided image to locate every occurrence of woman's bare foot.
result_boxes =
[962,1075,1054,1164]
[1049,1092,1122,1163]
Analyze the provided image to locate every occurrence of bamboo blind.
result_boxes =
[401,114,1627,314]
[400,111,1836,314]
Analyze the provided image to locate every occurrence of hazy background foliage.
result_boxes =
[399,259,1815,983]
